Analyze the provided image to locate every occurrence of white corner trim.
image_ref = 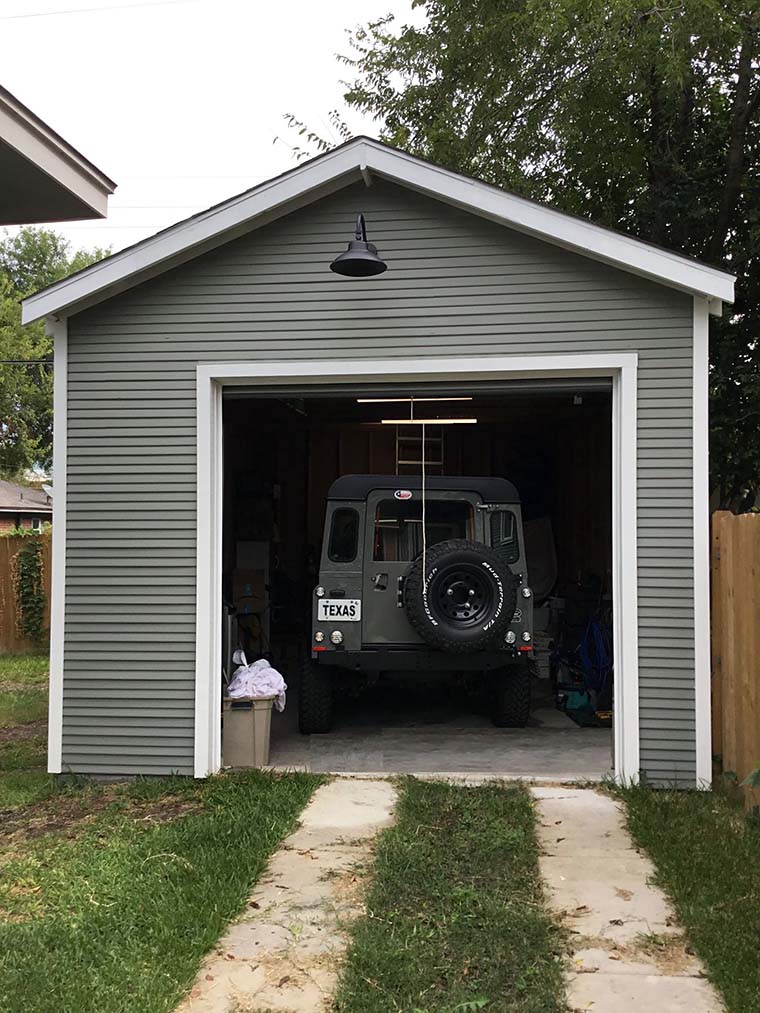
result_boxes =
[612,361,640,780]
[693,298,712,787]
[47,316,67,774]
[194,352,640,782]
[194,374,223,777]
[22,138,734,324]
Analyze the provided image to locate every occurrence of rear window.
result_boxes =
[328,508,360,563]
[490,510,520,564]
[373,499,473,562]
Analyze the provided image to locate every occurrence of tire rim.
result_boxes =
[431,564,496,629]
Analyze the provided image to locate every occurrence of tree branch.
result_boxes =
[706,24,760,263]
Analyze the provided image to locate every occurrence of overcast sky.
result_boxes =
[3,0,423,253]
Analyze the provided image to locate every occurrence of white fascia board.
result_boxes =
[23,137,734,324]
[0,506,52,515]
[0,94,114,221]
[22,146,366,324]
[362,142,735,309]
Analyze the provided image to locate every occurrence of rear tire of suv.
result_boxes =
[299,658,334,734]
[491,664,531,727]
[404,539,518,654]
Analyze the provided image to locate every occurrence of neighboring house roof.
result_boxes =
[22,136,734,324]
[0,84,115,226]
[0,479,53,516]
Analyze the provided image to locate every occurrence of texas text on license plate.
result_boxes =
[317,599,362,621]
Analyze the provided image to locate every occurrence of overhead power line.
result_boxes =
[0,0,198,20]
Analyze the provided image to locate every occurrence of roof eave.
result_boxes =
[22,137,735,325]
[0,86,115,226]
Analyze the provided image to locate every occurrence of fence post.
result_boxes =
[711,512,726,783]
[711,511,760,811]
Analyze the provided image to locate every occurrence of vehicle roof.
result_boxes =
[327,474,520,502]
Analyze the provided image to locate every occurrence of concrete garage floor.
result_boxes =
[268,679,613,780]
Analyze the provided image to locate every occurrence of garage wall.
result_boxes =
[64,179,695,781]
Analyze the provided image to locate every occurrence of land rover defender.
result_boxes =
[299,475,534,733]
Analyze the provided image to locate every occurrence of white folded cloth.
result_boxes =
[227,653,287,711]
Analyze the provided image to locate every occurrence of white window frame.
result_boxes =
[195,352,641,782]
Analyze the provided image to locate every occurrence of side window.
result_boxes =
[490,510,520,564]
[328,508,359,563]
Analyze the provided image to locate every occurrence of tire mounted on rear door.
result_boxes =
[403,539,518,653]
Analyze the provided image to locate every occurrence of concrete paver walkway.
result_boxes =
[177,778,397,1013]
[533,786,724,1012]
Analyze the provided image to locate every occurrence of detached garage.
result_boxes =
[22,138,734,786]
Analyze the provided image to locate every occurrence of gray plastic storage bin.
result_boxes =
[222,696,275,767]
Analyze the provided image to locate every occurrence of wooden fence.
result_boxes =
[0,533,51,653]
[712,511,760,810]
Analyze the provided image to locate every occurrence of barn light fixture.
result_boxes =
[330,213,387,277]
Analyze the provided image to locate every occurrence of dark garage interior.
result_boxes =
[221,381,614,777]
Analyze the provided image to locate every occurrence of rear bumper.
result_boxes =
[314,646,529,672]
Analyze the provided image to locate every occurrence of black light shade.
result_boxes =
[330,213,387,277]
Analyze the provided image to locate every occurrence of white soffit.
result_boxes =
[22,137,734,324]
[0,86,115,225]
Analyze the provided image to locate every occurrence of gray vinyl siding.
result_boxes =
[64,179,695,781]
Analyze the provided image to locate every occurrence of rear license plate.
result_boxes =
[317,599,361,622]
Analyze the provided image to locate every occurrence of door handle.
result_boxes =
[372,573,388,590]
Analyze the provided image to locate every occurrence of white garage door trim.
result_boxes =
[196,352,640,781]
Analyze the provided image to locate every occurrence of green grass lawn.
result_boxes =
[0,770,321,1013]
[0,651,322,1012]
[0,652,49,686]
[334,778,567,1013]
[0,686,48,728]
[620,785,760,1013]
[0,651,53,808]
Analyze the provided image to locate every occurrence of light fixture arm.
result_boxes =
[355,213,368,243]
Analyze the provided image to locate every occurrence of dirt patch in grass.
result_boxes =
[0,785,202,844]
[0,682,43,693]
[0,788,121,841]
[0,687,48,730]
[0,719,46,746]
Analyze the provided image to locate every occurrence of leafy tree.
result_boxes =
[292,0,760,508]
[0,228,108,478]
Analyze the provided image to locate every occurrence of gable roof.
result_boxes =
[0,479,52,515]
[22,136,734,324]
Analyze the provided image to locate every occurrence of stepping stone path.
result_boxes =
[177,778,396,1012]
[533,786,724,1012]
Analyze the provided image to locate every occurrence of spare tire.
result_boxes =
[404,539,518,653]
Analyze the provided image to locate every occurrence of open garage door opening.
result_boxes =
[220,379,613,779]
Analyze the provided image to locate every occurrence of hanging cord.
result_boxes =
[421,418,427,591]
[411,395,429,591]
